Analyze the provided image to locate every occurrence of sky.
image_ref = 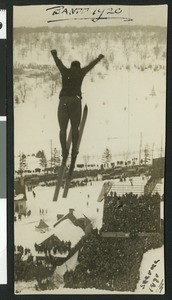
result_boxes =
[13,4,168,28]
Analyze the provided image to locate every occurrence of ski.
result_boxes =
[52,128,72,202]
[62,105,88,198]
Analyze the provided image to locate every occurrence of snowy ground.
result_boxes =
[15,176,164,294]
[136,246,165,294]
[14,180,105,252]
[14,68,166,167]
[16,246,165,295]
[13,21,166,295]
[15,176,163,250]
[14,179,105,294]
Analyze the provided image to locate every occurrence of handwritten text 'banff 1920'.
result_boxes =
[46,6,133,23]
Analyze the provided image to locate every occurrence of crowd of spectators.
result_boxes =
[34,237,71,256]
[14,248,55,289]
[101,192,161,233]
[14,210,32,222]
[61,178,90,189]
[14,245,31,256]
[27,177,92,189]
[64,228,163,291]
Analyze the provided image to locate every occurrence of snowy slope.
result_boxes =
[14,27,166,167]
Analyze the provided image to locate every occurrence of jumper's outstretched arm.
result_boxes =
[51,49,67,74]
[82,54,105,75]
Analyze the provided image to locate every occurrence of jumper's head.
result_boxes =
[71,61,81,69]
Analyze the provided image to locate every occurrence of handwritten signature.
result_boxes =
[46,6,133,23]
[140,260,164,293]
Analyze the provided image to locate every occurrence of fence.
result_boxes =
[108,184,145,196]
[107,183,161,197]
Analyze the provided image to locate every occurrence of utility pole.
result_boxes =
[50,139,53,172]
[19,151,22,173]
[139,132,142,165]
[160,136,163,158]
[152,143,154,163]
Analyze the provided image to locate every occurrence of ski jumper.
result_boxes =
[51,53,103,158]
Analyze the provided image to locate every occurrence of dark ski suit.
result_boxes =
[51,51,103,158]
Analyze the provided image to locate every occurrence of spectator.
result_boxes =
[64,228,162,291]
[102,193,161,233]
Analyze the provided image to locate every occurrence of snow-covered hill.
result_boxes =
[14,26,166,167]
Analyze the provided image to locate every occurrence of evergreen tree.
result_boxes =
[102,148,112,164]
[36,150,43,158]
[52,148,61,167]
[39,150,47,169]
[19,152,27,173]
[144,145,151,164]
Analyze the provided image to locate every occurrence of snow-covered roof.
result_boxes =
[72,210,87,220]
[53,219,85,247]
[35,219,49,229]
[37,219,85,248]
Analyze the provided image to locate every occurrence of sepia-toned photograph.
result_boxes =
[13,4,167,294]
